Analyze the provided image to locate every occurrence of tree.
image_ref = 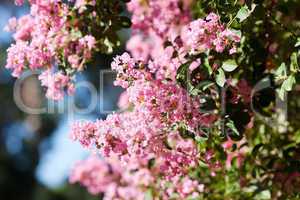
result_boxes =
[5,0,300,199]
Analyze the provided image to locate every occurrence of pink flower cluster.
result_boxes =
[69,155,204,200]
[39,70,75,101]
[70,50,216,198]
[71,111,200,178]
[160,176,204,199]
[70,155,204,199]
[184,13,241,54]
[127,0,192,38]
[69,2,242,199]
[126,3,240,81]
[70,156,153,200]
[111,52,152,88]
[6,0,97,100]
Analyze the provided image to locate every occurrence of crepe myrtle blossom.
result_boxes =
[8,0,251,198]
[69,156,153,200]
[160,176,205,199]
[69,8,242,198]
[6,0,97,100]
[70,155,205,199]
[38,70,75,101]
[117,91,130,110]
[127,0,192,38]
[184,13,240,54]
[70,110,201,178]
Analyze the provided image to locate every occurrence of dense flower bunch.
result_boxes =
[5,0,130,100]
[127,0,192,38]
[185,13,240,54]
[70,156,153,199]
[69,0,243,199]
[70,155,204,199]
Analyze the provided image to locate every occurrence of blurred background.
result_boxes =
[0,1,127,199]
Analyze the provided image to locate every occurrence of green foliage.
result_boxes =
[179,0,300,199]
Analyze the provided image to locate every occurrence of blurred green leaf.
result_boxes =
[275,62,287,80]
[226,120,240,137]
[216,68,226,87]
[290,52,299,73]
[236,4,256,22]
[222,59,238,72]
[282,75,296,92]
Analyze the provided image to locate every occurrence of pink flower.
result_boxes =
[38,70,74,100]
[229,46,237,54]
[222,139,234,150]
[68,54,80,69]
[127,0,191,39]
[5,41,29,77]
[70,156,154,199]
[4,17,17,32]
[6,0,98,100]
[13,15,34,41]
[80,35,96,50]
[117,91,130,110]
[111,52,152,88]
[126,34,152,61]
[15,0,24,6]
[189,58,201,72]
[70,121,97,148]
[223,139,248,169]
[185,13,240,54]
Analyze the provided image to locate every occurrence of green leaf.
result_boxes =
[293,130,300,143]
[222,59,238,72]
[236,4,256,22]
[252,143,264,157]
[279,74,296,100]
[198,159,208,168]
[198,80,215,91]
[190,80,214,96]
[236,7,249,22]
[216,68,226,87]
[254,190,271,200]
[295,38,300,47]
[70,29,83,39]
[290,52,299,73]
[282,75,296,91]
[230,29,242,38]
[195,135,208,142]
[275,62,287,80]
[103,37,114,53]
[204,57,213,75]
[178,124,195,139]
[226,120,240,137]
[229,29,242,38]
[176,61,191,88]
[145,189,153,200]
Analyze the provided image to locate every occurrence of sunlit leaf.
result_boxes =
[222,59,238,72]
[216,68,226,87]
[236,4,256,22]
